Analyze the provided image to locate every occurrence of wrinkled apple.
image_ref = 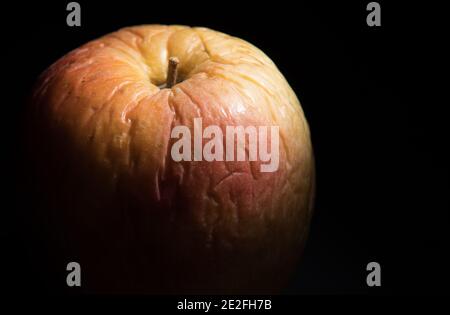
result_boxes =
[26,25,315,294]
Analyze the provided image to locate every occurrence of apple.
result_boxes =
[26,25,315,294]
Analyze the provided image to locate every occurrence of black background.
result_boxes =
[1,0,448,297]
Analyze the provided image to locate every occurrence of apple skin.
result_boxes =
[26,25,315,294]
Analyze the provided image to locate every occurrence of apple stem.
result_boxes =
[166,57,179,88]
